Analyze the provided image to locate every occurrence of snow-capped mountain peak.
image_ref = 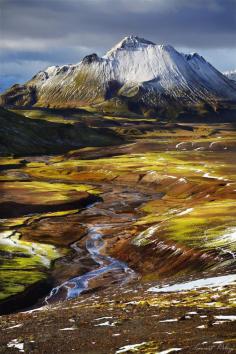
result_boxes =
[1,35,236,113]
[105,35,155,57]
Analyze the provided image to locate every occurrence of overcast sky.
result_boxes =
[0,0,235,91]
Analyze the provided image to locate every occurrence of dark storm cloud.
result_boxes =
[2,0,236,47]
[0,0,236,90]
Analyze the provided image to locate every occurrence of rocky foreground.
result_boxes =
[0,279,235,353]
[0,111,236,353]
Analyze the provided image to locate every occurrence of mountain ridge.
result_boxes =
[1,35,236,118]
[224,70,236,82]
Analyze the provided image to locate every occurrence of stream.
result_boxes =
[45,225,136,303]
[44,185,152,304]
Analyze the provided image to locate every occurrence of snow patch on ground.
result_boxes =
[148,273,236,293]
[214,315,236,321]
[7,339,24,352]
[159,349,182,354]
[6,324,23,330]
[94,320,117,327]
[177,208,194,216]
[115,342,148,353]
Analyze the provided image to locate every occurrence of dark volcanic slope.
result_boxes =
[0,108,123,156]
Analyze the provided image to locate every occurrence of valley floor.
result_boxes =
[0,115,236,353]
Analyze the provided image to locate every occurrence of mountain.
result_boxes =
[0,108,122,156]
[1,36,236,118]
[224,70,236,82]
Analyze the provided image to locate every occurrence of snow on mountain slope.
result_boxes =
[184,54,236,97]
[1,35,236,113]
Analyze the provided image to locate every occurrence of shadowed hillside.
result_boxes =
[0,108,123,156]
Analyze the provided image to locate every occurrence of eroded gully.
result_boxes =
[45,184,157,304]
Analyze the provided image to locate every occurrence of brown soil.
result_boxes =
[0,282,235,353]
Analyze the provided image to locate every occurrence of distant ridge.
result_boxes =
[224,70,236,82]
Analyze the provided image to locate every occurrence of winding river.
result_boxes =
[44,185,152,304]
[45,225,136,303]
